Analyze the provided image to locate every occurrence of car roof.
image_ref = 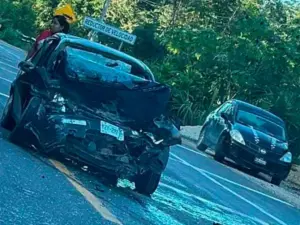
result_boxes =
[52,33,155,81]
[230,99,285,126]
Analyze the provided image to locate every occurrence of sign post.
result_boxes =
[118,42,124,51]
[89,0,112,42]
[83,17,137,46]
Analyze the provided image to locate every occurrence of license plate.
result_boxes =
[100,121,124,141]
[254,157,267,166]
[62,118,87,126]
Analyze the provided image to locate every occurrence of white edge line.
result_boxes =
[175,144,207,157]
[0,40,26,53]
[0,67,17,75]
[200,172,287,225]
[0,92,9,98]
[0,61,19,71]
[0,77,12,83]
[170,152,294,207]
[0,46,23,59]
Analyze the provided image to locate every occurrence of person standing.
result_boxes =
[26,15,70,59]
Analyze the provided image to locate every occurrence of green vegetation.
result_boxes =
[1,0,300,160]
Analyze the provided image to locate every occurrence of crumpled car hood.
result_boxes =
[58,77,171,129]
[55,47,171,128]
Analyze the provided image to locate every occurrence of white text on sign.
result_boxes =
[83,17,137,45]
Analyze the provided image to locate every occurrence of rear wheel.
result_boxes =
[197,126,208,151]
[135,171,161,196]
[271,176,282,186]
[249,169,260,177]
[214,135,227,162]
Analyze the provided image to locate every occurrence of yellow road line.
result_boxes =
[50,159,123,225]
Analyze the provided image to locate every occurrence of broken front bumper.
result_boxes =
[229,142,291,179]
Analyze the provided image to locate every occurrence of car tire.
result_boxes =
[271,176,282,186]
[135,171,161,196]
[9,97,41,145]
[107,175,119,187]
[0,93,15,131]
[249,169,260,177]
[214,135,227,162]
[197,126,208,151]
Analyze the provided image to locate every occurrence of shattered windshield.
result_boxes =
[62,46,151,88]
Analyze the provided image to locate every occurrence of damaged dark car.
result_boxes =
[1,34,181,195]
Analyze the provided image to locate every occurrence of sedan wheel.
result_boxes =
[214,135,227,162]
[271,176,282,186]
[196,127,207,151]
[135,171,161,196]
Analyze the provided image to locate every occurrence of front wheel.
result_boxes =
[135,171,161,196]
[197,126,207,151]
[214,135,227,162]
[271,176,282,186]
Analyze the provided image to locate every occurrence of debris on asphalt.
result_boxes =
[117,179,135,190]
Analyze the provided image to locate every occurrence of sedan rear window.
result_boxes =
[65,47,150,80]
[237,110,286,141]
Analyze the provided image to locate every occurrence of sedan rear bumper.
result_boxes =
[26,113,169,178]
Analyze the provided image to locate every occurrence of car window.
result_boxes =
[30,45,44,65]
[236,110,286,141]
[64,47,150,79]
[31,39,57,66]
[55,46,153,85]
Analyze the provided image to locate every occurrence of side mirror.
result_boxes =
[18,61,35,73]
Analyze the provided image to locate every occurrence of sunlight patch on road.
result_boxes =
[50,159,123,225]
[157,183,268,225]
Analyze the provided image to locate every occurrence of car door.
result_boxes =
[210,102,232,145]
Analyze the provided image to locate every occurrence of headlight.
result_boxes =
[280,152,292,163]
[230,130,245,145]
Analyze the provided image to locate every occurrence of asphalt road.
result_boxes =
[0,40,299,225]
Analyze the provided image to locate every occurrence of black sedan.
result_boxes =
[197,99,292,185]
[0,33,180,195]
